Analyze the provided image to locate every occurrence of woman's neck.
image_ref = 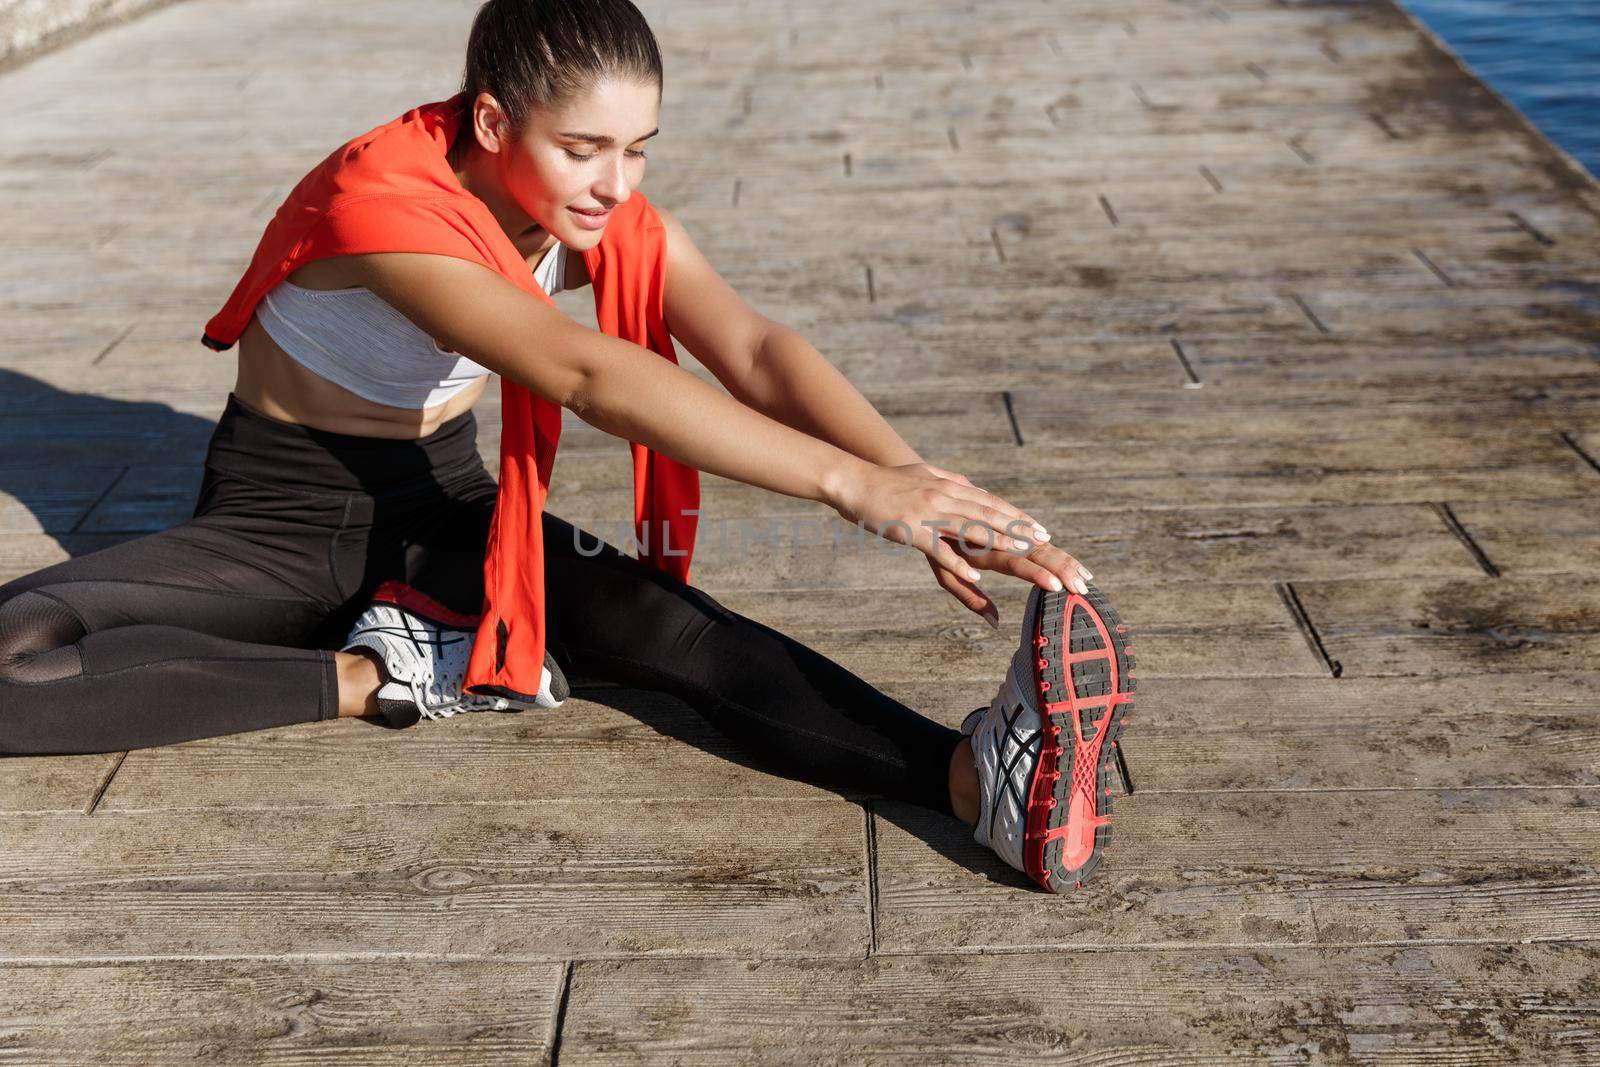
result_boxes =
[450,141,557,260]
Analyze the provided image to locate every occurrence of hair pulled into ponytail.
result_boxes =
[454,0,663,151]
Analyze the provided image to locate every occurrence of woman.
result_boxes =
[0,0,1133,892]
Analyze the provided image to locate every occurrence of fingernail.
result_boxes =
[1080,567,1093,580]
[1047,575,1063,592]
[1072,577,1088,595]
[1034,525,1050,541]
[1011,538,1030,551]
[968,569,982,582]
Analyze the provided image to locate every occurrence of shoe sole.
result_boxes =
[1023,581,1136,892]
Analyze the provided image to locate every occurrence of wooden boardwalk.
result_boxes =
[2,0,1598,1060]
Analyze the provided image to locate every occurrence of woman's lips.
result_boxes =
[567,206,611,230]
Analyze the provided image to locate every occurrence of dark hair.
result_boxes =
[453,0,662,154]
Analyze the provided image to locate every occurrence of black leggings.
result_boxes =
[0,394,962,815]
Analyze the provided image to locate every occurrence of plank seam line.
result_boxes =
[660,567,1594,596]
[1169,339,1203,386]
[1276,581,1343,678]
[5,938,1599,967]
[1506,210,1556,247]
[83,751,127,815]
[91,323,137,366]
[82,797,862,814]
[81,777,1600,815]
[1411,247,1454,286]
[1286,292,1332,335]
[1127,785,1600,797]
[863,800,880,957]
[248,188,281,217]
[68,465,130,535]
[547,960,573,1067]
[1097,194,1119,227]
[1368,112,1402,140]
[1428,501,1501,577]
[1557,431,1600,477]
[638,495,1600,518]
[870,936,1600,957]
[999,390,1024,446]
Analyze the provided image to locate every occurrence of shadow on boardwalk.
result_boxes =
[0,366,214,555]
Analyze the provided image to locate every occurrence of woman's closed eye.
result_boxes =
[564,149,648,161]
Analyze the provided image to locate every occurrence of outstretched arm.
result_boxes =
[653,205,922,469]
[653,206,1092,621]
[348,249,1047,585]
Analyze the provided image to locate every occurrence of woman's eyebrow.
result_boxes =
[557,128,660,145]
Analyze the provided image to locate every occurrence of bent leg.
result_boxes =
[0,518,341,756]
[540,512,964,815]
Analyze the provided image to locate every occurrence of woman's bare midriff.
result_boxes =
[234,244,583,441]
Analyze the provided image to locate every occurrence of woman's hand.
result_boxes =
[870,463,1094,630]
[925,536,1094,628]
[824,458,1054,586]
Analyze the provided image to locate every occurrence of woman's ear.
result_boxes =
[471,92,510,154]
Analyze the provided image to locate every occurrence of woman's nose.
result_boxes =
[594,155,630,206]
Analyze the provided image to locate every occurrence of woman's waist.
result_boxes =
[232,327,488,438]
[206,391,492,499]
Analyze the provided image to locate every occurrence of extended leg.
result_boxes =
[539,513,967,816]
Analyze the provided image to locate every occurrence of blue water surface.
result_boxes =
[1398,0,1600,179]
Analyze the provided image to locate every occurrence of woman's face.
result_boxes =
[473,77,660,252]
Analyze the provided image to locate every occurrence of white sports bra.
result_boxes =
[255,242,569,409]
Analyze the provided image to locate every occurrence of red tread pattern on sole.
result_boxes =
[1020,585,1136,892]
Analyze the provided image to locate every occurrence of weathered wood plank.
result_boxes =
[701,579,1319,681]
[95,671,1600,813]
[0,958,563,1065]
[0,532,141,579]
[549,433,1599,516]
[1010,373,1600,443]
[675,502,1486,591]
[0,799,867,960]
[1449,499,1600,576]
[0,465,125,535]
[1294,574,1600,677]
[100,691,843,812]
[556,945,1600,1065]
[873,788,1600,950]
[0,752,119,814]
[0,411,215,468]
[72,464,203,533]
[1065,672,1600,793]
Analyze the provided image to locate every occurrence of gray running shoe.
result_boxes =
[966,581,1135,891]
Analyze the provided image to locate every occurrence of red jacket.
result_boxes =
[202,93,700,703]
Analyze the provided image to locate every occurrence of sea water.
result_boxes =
[1399,0,1600,179]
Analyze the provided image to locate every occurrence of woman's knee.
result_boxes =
[0,588,88,683]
